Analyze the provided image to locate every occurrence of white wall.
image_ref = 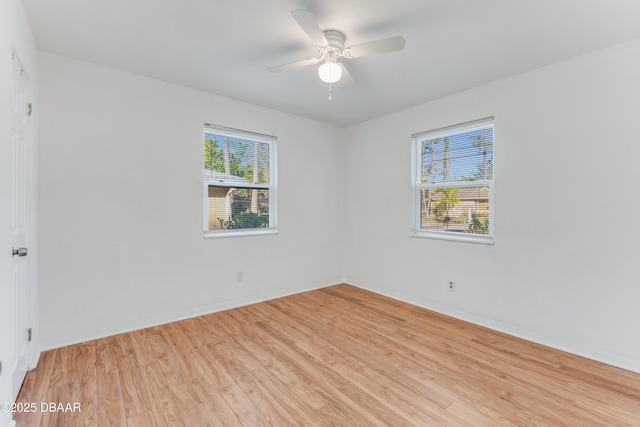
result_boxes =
[0,0,38,423]
[344,39,640,373]
[38,53,345,349]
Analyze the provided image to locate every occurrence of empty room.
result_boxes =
[2,0,640,426]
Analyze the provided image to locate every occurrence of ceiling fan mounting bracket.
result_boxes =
[318,30,346,61]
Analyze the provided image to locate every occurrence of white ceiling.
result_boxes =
[22,0,640,126]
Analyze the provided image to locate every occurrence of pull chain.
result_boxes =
[328,82,333,101]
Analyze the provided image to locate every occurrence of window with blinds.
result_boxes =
[203,124,277,237]
[412,117,494,243]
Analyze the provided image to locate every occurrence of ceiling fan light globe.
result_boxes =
[318,62,342,83]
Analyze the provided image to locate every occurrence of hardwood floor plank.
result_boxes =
[220,384,271,427]
[336,382,415,427]
[284,292,340,324]
[15,284,640,426]
[189,348,237,391]
[138,361,186,427]
[249,367,328,427]
[201,390,248,427]
[95,336,119,374]
[296,291,401,334]
[40,384,73,427]
[127,329,154,367]
[126,411,156,427]
[191,314,227,346]
[177,404,217,427]
[314,401,386,427]
[48,345,75,389]
[95,369,126,427]
[112,334,140,373]
[209,341,260,382]
[252,316,353,392]
[73,343,99,427]
[128,327,171,367]
[118,368,150,419]
[154,350,202,408]
[235,371,300,427]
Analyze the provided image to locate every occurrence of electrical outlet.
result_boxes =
[236,271,244,281]
[448,280,456,292]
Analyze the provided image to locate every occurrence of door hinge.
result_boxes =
[27,328,32,342]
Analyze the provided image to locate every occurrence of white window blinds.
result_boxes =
[203,125,277,236]
[413,118,494,243]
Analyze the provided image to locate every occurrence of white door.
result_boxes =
[9,52,33,401]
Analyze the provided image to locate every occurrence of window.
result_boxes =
[412,117,494,244]
[203,124,277,237]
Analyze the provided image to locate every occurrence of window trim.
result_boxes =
[203,124,278,238]
[411,117,495,244]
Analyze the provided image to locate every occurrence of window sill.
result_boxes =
[412,230,494,245]
[204,228,278,239]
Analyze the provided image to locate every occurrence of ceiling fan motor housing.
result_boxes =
[322,30,345,50]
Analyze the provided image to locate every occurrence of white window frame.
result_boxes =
[203,124,278,238]
[411,117,494,244]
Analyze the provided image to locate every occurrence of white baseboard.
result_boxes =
[39,282,334,351]
[28,348,40,371]
[349,282,640,374]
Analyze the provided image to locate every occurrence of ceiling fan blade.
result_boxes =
[338,62,354,88]
[267,57,321,73]
[345,35,406,58]
[291,9,328,46]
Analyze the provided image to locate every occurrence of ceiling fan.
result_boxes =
[268,10,406,86]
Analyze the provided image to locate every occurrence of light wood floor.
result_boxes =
[15,284,640,426]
